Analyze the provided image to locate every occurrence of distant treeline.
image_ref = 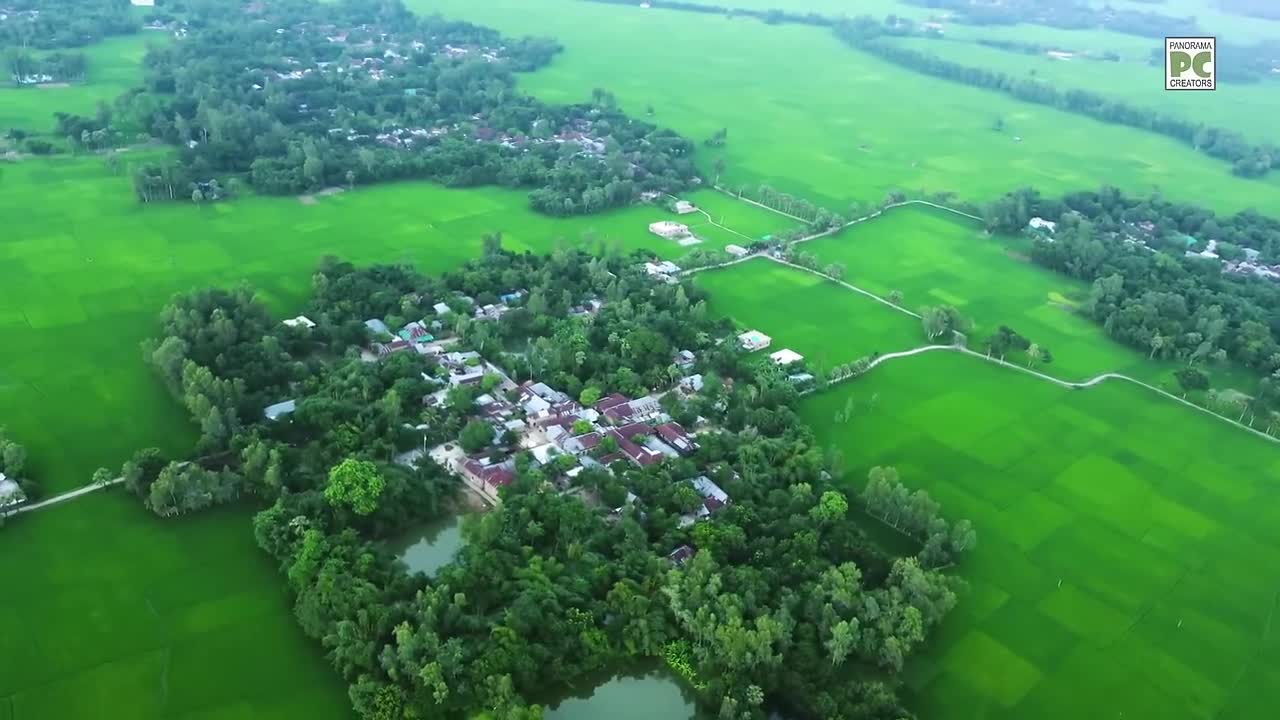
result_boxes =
[833,18,1279,179]
[0,0,138,49]
[900,0,1200,39]
[3,49,87,84]
[583,0,1280,179]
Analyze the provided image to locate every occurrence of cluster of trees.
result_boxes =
[975,38,1119,62]
[987,325,1052,367]
[832,17,1280,178]
[862,466,976,569]
[107,0,697,210]
[921,305,968,343]
[985,186,1280,407]
[0,0,138,49]
[0,428,36,501]
[3,48,87,84]
[751,184,846,228]
[120,241,968,718]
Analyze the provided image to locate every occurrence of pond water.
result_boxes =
[545,669,695,720]
[392,513,465,576]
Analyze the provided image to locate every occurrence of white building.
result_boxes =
[725,244,749,257]
[770,348,804,366]
[675,200,697,215]
[1028,217,1057,233]
[649,221,691,240]
[130,0,156,6]
[264,399,297,421]
[738,330,772,351]
[282,315,316,329]
[433,302,451,316]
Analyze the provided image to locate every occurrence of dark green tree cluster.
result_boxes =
[986,186,1280,407]
[862,467,976,569]
[897,0,1199,38]
[0,428,37,502]
[114,0,697,209]
[3,48,87,85]
[0,0,138,49]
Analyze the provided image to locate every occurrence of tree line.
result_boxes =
[984,185,1280,415]
[0,0,138,50]
[832,17,1279,179]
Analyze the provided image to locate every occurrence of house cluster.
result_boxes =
[643,260,682,282]
[364,317,441,357]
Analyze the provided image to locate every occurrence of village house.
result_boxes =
[461,457,516,497]
[674,200,698,215]
[1027,217,1057,234]
[649,221,691,240]
[770,348,804,366]
[364,318,391,337]
[264,399,297,421]
[655,422,696,455]
[596,393,663,425]
[667,544,695,566]
[1186,239,1221,261]
[674,349,696,369]
[725,244,749,258]
[282,315,316,329]
[738,330,772,351]
[0,472,27,513]
[605,426,664,467]
[644,260,682,278]
[679,374,704,395]
[681,475,730,526]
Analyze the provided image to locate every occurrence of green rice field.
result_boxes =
[428,0,1280,214]
[0,493,351,719]
[886,35,1280,146]
[0,33,168,135]
[693,258,924,371]
[0,153,784,495]
[802,350,1280,720]
[799,204,1256,390]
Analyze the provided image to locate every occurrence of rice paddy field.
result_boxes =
[693,258,924,371]
[885,35,1280,146]
[0,493,352,720]
[802,350,1280,720]
[427,0,1280,214]
[799,204,1258,390]
[0,151,784,495]
[0,33,168,135]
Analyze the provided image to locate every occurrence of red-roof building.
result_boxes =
[655,422,696,455]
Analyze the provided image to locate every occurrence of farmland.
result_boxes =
[0,33,166,135]
[692,258,924,372]
[425,0,1280,214]
[798,204,1258,391]
[0,151,782,495]
[801,349,1280,720]
[0,493,351,719]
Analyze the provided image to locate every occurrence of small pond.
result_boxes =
[391,513,465,576]
[545,669,695,720]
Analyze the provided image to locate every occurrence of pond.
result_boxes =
[391,513,466,576]
[545,669,695,720]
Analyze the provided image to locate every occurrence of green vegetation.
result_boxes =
[0,33,162,134]
[426,0,1280,213]
[0,151,775,494]
[803,349,1280,720]
[0,493,351,719]
[693,258,923,370]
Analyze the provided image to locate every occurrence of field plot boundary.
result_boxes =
[690,252,1280,446]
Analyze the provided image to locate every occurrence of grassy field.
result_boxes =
[0,493,352,719]
[798,204,1257,390]
[425,0,1280,215]
[0,153,788,495]
[802,350,1280,720]
[886,35,1280,146]
[693,258,924,371]
[0,33,168,135]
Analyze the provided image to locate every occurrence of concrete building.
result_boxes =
[738,330,772,351]
[770,348,804,366]
[649,221,691,240]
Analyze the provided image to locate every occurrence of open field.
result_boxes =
[0,33,167,135]
[427,0,1280,215]
[0,493,352,719]
[693,258,924,371]
[887,35,1280,146]
[802,350,1280,720]
[799,204,1257,390]
[0,153,779,494]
